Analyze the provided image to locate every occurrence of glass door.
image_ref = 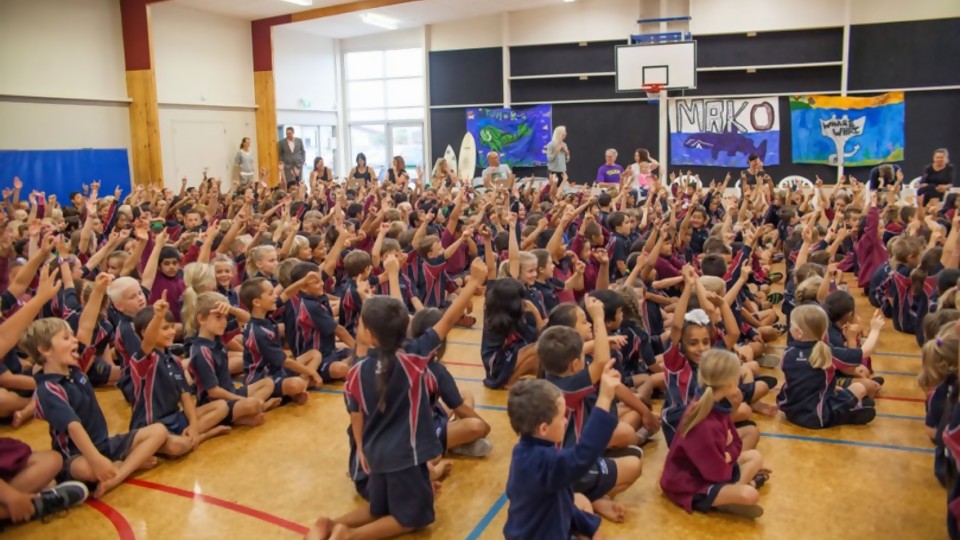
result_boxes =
[389,123,424,182]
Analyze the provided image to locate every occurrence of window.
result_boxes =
[344,47,426,179]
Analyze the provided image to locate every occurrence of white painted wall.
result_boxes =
[150,2,255,107]
[428,14,503,51]
[849,0,960,24]
[507,0,640,47]
[340,28,424,53]
[157,107,255,192]
[0,0,127,100]
[0,100,131,150]
[273,27,338,113]
[149,3,256,190]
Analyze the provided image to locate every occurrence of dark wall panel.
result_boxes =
[849,18,960,90]
[512,76,621,103]
[696,28,843,68]
[686,66,841,96]
[429,108,468,172]
[510,40,621,76]
[429,48,502,106]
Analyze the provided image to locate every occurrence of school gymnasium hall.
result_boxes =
[1,0,960,539]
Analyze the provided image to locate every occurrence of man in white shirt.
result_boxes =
[278,127,305,185]
[482,151,513,190]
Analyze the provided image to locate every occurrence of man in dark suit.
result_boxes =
[278,126,305,185]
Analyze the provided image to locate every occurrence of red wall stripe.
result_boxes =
[86,499,137,540]
[251,15,291,72]
[118,0,152,71]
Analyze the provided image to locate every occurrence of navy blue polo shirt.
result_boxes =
[285,293,339,357]
[34,361,110,459]
[545,369,598,448]
[344,329,444,473]
[427,360,463,412]
[189,336,238,405]
[243,317,287,386]
[128,348,190,430]
[338,279,365,336]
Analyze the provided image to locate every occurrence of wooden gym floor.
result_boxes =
[2,273,946,539]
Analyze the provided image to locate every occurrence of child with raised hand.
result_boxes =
[778,304,882,429]
[25,266,169,498]
[481,278,541,389]
[660,349,771,518]
[131,291,230,456]
[501,360,623,540]
[240,275,323,405]
[919,323,959,486]
[189,291,279,427]
[307,258,489,540]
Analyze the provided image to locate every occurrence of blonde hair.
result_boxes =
[679,349,741,436]
[106,276,139,303]
[248,245,277,276]
[551,125,566,145]
[518,251,537,272]
[938,286,959,311]
[700,276,726,295]
[193,291,229,332]
[181,263,217,336]
[790,304,832,369]
[289,236,310,259]
[795,276,823,305]
[20,318,71,364]
[919,324,960,391]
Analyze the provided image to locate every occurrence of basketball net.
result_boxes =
[642,84,664,103]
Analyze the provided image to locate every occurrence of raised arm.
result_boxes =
[78,273,112,346]
[0,266,62,357]
[431,259,488,340]
[139,230,167,290]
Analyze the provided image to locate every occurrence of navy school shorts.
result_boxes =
[369,463,435,529]
[692,463,741,513]
[62,430,139,483]
[573,457,618,501]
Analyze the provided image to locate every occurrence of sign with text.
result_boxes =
[668,96,780,167]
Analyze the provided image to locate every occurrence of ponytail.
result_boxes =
[911,266,928,297]
[919,326,960,391]
[809,340,833,370]
[680,386,716,437]
[181,286,200,336]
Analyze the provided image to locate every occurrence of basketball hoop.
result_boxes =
[642,84,663,104]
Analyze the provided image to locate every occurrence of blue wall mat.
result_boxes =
[0,149,131,206]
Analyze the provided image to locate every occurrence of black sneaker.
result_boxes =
[871,376,885,386]
[33,481,89,522]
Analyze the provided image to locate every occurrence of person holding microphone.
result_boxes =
[545,126,570,179]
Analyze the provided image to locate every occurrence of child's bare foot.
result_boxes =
[329,523,350,540]
[432,480,443,497]
[304,517,333,540]
[751,402,779,417]
[291,392,310,405]
[263,398,282,411]
[11,410,27,428]
[430,459,453,481]
[199,425,232,444]
[592,498,625,523]
[139,456,159,471]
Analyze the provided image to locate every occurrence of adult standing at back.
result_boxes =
[482,151,512,189]
[235,137,255,186]
[545,126,570,179]
[741,153,764,187]
[629,147,659,194]
[278,127,305,186]
[917,148,954,202]
[596,148,624,185]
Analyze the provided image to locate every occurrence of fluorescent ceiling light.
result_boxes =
[279,0,312,6]
[361,13,398,30]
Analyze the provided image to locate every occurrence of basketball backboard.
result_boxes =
[615,41,697,92]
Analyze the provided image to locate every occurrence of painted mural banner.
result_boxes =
[668,96,780,167]
[789,92,905,166]
[466,105,552,168]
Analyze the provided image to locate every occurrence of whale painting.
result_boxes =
[789,93,904,166]
[466,106,552,168]
[668,97,780,167]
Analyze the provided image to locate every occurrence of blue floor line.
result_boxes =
[768,345,920,358]
[761,432,933,454]
[448,340,481,347]
[465,492,508,540]
[873,370,917,377]
[475,403,508,412]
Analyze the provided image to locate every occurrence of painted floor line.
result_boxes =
[86,499,136,540]
[768,345,920,359]
[873,370,917,377]
[465,492,508,540]
[125,478,309,535]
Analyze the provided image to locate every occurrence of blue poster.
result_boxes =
[466,106,553,168]
[0,149,130,204]
[668,97,781,167]
[790,92,904,166]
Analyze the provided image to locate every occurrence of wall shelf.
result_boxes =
[509,72,615,81]
[696,61,842,72]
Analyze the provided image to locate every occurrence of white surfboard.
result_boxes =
[443,145,457,179]
[458,133,477,183]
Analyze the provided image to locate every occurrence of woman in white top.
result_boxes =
[629,147,660,194]
[545,125,570,178]
[235,137,255,185]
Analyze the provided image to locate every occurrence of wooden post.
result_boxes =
[119,0,163,188]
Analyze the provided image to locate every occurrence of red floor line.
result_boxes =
[125,478,309,535]
[86,499,136,540]
[442,361,484,368]
[876,395,925,403]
